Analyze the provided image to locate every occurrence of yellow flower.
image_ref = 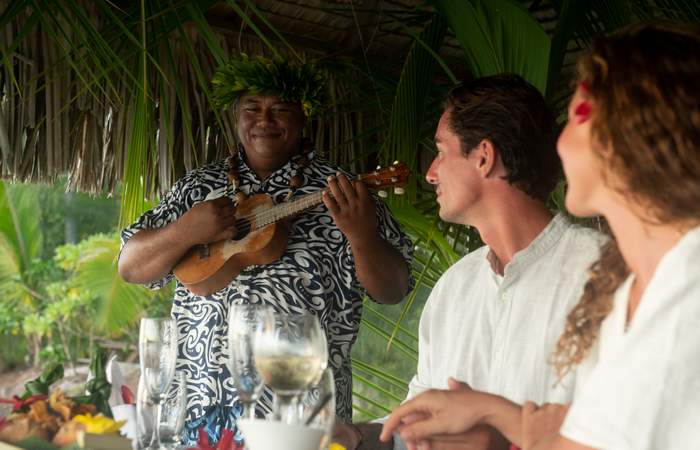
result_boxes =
[72,414,125,434]
[329,444,347,450]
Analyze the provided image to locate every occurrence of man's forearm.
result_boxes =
[355,423,395,450]
[118,223,193,284]
[351,234,410,304]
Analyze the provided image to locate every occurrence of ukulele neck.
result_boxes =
[254,190,326,228]
[238,167,406,232]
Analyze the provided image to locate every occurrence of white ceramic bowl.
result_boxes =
[237,419,325,450]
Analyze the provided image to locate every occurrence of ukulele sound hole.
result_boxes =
[198,244,210,258]
[233,218,253,240]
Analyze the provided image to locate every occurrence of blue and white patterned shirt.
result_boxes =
[121,148,413,443]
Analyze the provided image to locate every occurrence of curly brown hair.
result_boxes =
[551,21,700,379]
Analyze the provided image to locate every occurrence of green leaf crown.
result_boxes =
[211,54,327,117]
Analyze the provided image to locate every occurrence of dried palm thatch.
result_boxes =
[0,0,428,204]
[3,0,698,225]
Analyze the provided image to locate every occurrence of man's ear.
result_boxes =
[474,139,498,178]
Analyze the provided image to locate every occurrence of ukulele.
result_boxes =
[173,162,409,296]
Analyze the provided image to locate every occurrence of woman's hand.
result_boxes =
[380,379,489,449]
[521,402,569,450]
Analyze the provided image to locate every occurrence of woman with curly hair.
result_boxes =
[379,21,700,450]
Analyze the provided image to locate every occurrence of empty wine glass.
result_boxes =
[139,317,178,450]
[136,375,155,450]
[302,367,335,449]
[159,371,187,449]
[253,313,328,424]
[227,303,270,419]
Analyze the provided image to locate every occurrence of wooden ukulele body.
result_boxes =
[173,194,290,296]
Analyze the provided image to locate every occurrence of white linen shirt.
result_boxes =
[561,225,700,450]
[407,214,603,405]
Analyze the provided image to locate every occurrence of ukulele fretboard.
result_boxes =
[234,190,326,235]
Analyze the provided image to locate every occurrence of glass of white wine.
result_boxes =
[253,312,328,424]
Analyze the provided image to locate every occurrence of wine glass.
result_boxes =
[227,303,269,419]
[253,313,328,424]
[136,374,155,450]
[139,318,178,450]
[302,368,336,449]
[159,371,187,449]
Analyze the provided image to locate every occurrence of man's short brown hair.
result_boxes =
[444,74,560,201]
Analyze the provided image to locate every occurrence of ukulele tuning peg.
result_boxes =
[376,165,382,171]
[391,177,398,183]
[394,187,405,195]
[393,160,399,165]
[378,190,388,198]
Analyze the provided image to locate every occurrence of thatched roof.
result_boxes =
[206,1,470,67]
[1,0,467,195]
[2,0,693,203]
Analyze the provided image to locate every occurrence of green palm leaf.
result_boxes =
[65,234,155,333]
[0,181,45,328]
[434,0,551,93]
[380,13,447,179]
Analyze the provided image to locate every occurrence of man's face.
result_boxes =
[426,111,483,225]
[235,94,306,176]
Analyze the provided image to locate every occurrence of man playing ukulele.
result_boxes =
[118,55,412,446]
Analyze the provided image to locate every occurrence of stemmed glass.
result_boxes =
[139,318,178,450]
[159,371,187,448]
[302,368,336,449]
[253,313,328,424]
[227,303,269,419]
[136,374,155,450]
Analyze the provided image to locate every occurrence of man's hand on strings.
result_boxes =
[323,173,378,243]
[180,196,238,245]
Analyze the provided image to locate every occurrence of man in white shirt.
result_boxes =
[333,74,602,450]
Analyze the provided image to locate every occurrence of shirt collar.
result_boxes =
[485,213,572,278]
[233,144,313,184]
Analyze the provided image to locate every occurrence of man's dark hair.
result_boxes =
[444,74,560,201]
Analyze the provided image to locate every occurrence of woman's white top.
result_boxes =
[561,226,700,450]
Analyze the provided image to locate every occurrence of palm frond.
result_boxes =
[434,0,550,93]
[65,234,154,333]
[380,13,447,183]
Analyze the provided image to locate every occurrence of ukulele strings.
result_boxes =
[229,172,382,234]
[232,189,327,233]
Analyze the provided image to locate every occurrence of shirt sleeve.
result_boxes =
[406,283,438,400]
[119,173,202,290]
